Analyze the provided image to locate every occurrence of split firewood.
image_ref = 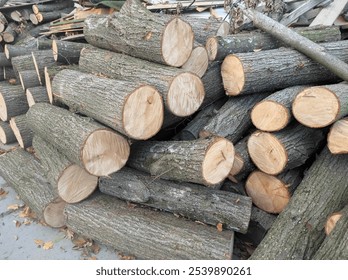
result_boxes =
[327,117,348,154]
[52,40,88,65]
[221,41,348,96]
[251,86,307,132]
[292,83,348,128]
[26,86,49,107]
[248,123,324,175]
[0,120,16,144]
[99,167,252,233]
[250,147,348,259]
[26,103,130,177]
[0,82,28,121]
[181,44,209,78]
[0,149,66,228]
[18,70,40,90]
[9,114,33,149]
[127,137,234,186]
[33,135,98,204]
[65,193,234,260]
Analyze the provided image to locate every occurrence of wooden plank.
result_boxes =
[310,0,348,26]
[147,1,225,10]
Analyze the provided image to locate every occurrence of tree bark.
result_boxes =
[0,53,11,67]
[32,1,74,14]
[4,43,37,59]
[200,93,269,143]
[99,167,252,233]
[3,22,18,43]
[65,192,234,260]
[248,123,324,175]
[36,8,74,23]
[0,149,66,228]
[52,40,88,65]
[19,70,40,90]
[181,45,209,78]
[250,147,348,260]
[206,26,341,61]
[26,86,49,107]
[32,49,57,85]
[33,135,98,204]
[221,41,348,96]
[3,67,16,81]
[0,11,8,32]
[9,114,33,149]
[78,47,205,117]
[293,83,348,128]
[251,86,307,132]
[0,120,16,144]
[0,82,28,121]
[26,103,130,177]
[327,117,348,154]
[127,137,234,186]
[11,54,36,79]
[52,69,163,140]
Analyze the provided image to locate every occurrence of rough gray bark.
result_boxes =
[99,167,252,233]
[250,147,348,260]
[52,40,88,64]
[65,192,234,260]
[4,43,37,59]
[32,49,57,84]
[9,114,33,149]
[19,70,40,90]
[3,22,18,43]
[0,120,16,144]
[0,53,11,67]
[32,1,74,13]
[0,83,28,121]
[26,86,49,107]
[0,11,8,32]
[3,67,16,80]
[36,8,74,23]
[11,54,36,79]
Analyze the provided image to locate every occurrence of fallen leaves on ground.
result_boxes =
[13,220,21,228]
[34,239,44,247]
[84,256,97,260]
[0,188,8,197]
[216,222,223,232]
[7,204,19,210]
[118,253,135,260]
[43,241,54,250]
[18,206,36,219]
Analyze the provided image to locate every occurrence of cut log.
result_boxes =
[246,169,303,214]
[52,40,88,65]
[9,114,33,149]
[206,26,341,61]
[4,43,37,59]
[84,9,194,67]
[221,41,348,96]
[29,13,39,25]
[0,120,16,144]
[11,54,36,79]
[10,9,31,22]
[26,86,49,107]
[250,147,348,260]
[0,11,8,32]
[127,137,234,186]
[251,86,307,132]
[327,117,348,154]
[0,149,66,228]
[181,45,209,78]
[247,124,324,175]
[65,193,234,260]
[26,103,130,176]
[52,69,163,140]
[3,67,16,81]
[36,9,74,23]
[200,93,269,143]
[0,67,3,82]
[292,83,348,128]
[0,83,29,121]
[0,53,11,67]
[32,50,57,85]
[99,167,252,233]
[33,135,98,204]
[36,38,53,50]
[78,47,205,117]
[32,1,74,14]
[3,22,18,43]
[19,70,41,90]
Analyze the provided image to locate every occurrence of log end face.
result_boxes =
[0,125,7,143]
[327,118,348,154]
[52,40,58,62]
[26,89,35,107]
[293,87,340,128]
[58,164,98,203]
[325,212,342,235]
[44,67,53,104]
[0,93,8,121]
[217,22,229,37]
[248,131,287,175]
[123,85,163,140]
[221,55,244,96]
[167,73,205,117]
[82,129,130,176]
[251,101,290,132]
[162,18,194,67]
[203,137,235,185]
[30,14,39,25]
[43,198,67,228]
[229,153,244,177]
[4,44,10,59]
[9,117,24,148]
[246,171,290,214]
[206,37,218,61]
[181,46,209,78]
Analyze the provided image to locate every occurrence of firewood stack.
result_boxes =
[0,0,348,260]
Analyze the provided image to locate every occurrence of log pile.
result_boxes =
[0,0,347,260]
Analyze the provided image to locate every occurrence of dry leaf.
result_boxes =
[126,202,137,209]
[85,256,97,260]
[23,219,31,225]
[72,236,88,248]
[143,31,152,41]
[19,206,35,218]
[8,78,17,85]
[34,239,44,247]
[14,220,21,228]
[7,204,19,210]
[43,241,54,250]
[65,228,74,240]
[216,222,223,232]
[0,188,8,197]
[118,253,135,260]
[91,243,101,255]
[195,220,206,226]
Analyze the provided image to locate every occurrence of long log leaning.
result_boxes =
[33,135,98,204]
[0,149,66,228]
[26,103,130,177]
[0,83,29,121]
[65,193,234,260]
[293,83,348,128]
[52,69,163,140]
[247,124,324,175]
[0,120,16,144]
[327,117,348,154]
[19,70,41,90]
[9,114,33,149]
[127,137,234,186]
[250,147,348,260]
[221,41,348,96]
[99,167,252,233]
[52,40,88,65]
[26,86,49,107]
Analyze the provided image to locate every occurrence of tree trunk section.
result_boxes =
[221,41,348,96]
[3,22,18,43]
[181,45,209,78]
[127,137,234,186]
[0,11,8,32]
[0,149,66,228]
[26,103,130,176]
[4,43,37,59]
[250,147,348,260]
[52,69,163,140]
[52,40,88,65]
[32,1,74,14]
[0,82,28,121]
[36,8,74,23]
[65,193,234,260]
[26,86,48,107]
[32,49,57,84]
[0,53,11,67]
[327,117,348,154]
[19,70,40,90]
[0,120,16,144]
[9,114,33,149]
[11,54,36,79]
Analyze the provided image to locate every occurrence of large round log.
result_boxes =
[0,120,16,144]
[99,167,252,233]
[9,114,33,149]
[292,83,348,128]
[250,147,348,260]
[127,137,234,186]
[4,43,37,59]
[221,41,348,96]
[0,53,12,67]
[11,54,36,79]
[33,135,98,203]
[0,149,66,228]
[0,83,29,121]
[52,69,163,140]
[327,117,348,154]
[52,40,88,65]
[26,103,130,176]
[247,124,324,175]
[78,47,205,117]
[3,22,18,43]
[65,193,234,260]
[19,70,40,90]
[26,86,49,107]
